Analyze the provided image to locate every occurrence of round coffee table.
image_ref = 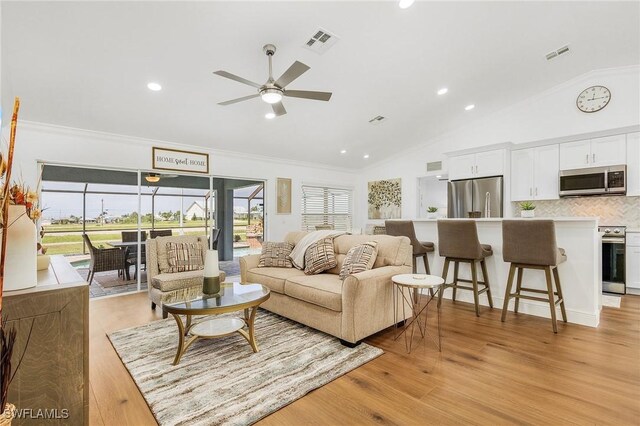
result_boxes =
[163,282,270,365]
[392,274,444,353]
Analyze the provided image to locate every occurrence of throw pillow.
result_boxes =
[166,242,204,273]
[258,242,295,268]
[304,237,337,275]
[339,241,378,280]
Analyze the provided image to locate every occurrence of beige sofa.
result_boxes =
[240,231,412,345]
[146,235,225,318]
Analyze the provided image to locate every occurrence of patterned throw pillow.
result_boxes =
[304,237,337,275]
[339,242,378,280]
[258,242,295,268]
[166,242,204,273]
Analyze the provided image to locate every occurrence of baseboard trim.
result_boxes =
[434,289,600,328]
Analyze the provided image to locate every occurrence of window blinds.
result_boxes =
[301,185,353,231]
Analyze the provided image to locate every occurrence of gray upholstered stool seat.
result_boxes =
[501,220,568,333]
[386,220,435,274]
[436,219,494,317]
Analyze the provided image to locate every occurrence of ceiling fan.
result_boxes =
[145,173,178,183]
[213,44,332,117]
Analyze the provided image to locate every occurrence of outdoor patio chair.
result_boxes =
[150,229,173,238]
[122,231,147,280]
[82,233,126,285]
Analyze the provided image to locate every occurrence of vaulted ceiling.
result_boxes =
[2,1,638,168]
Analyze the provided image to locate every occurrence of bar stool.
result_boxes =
[437,220,494,316]
[385,220,435,274]
[501,220,567,333]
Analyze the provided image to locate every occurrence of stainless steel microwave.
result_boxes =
[559,165,626,197]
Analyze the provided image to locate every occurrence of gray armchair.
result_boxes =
[146,235,225,318]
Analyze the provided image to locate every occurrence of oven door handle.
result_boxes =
[602,237,625,244]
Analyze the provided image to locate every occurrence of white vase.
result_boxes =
[0,205,37,291]
[521,210,535,218]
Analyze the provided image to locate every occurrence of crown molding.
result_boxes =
[18,120,357,175]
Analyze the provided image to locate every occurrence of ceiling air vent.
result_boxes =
[546,44,570,61]
[368,115,387,125]
[426,161,443,172]
[303,28,340,54]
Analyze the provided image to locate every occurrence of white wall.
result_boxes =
[356,65,640,227]
[6,122,358,241]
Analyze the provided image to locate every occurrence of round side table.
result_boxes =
[392,274,444,353]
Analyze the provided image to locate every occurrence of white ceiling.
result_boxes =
[2,1,639,168]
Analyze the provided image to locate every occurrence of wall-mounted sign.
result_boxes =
[152,147,209,174]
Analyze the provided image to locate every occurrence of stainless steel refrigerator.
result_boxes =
[447,176,504,218]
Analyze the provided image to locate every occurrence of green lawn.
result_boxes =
[42,220,254,256]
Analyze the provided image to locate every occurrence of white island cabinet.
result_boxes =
[410,218,602,327]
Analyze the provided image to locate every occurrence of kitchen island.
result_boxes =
[409,217,601,327]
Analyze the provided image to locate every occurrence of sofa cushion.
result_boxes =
[339,241,378,280]
[152,270,203,292]
[304,237,338,275]
[156,235,202,273]
[333,234,410,268]
[245,267,306,294]
[284,274,343,312]
[166,242,204,273]
[258,242,295,268]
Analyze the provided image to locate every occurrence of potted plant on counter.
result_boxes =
[520,201,536,218]
[427,207,438,219]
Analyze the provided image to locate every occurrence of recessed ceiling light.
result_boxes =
[265,112,276,119]
[340,149,347,154]
[465,104,475,111]
[398,0,415,9]
[437,87,448,95]
[147,82,162,91]
[363,154,370,159]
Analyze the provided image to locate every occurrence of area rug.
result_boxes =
[108,310,383,425]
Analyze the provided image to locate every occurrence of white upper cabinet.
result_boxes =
[511,145,559,201]
[448,154,476,180]
[559,141,591,170]
[475,150,505,178]
[448,149,505,180]
[559,135,626,170]
[510,149,535,201]
[627,132,640,197]
[590,135,627,167]
[534,144,560,200]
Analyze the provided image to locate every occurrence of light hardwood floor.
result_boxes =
[89,292,640,425]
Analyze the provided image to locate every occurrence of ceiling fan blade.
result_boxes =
[284,90,332,101]
[272,102,287,116]
[213,70,262,89]
[218,94,260,106]
[275,61,310,88]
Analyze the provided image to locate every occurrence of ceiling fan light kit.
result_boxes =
[145,174,160,183]
[214,44,332,117]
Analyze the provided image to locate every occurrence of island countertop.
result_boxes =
[411,218,601,327]
[411,217,599,222]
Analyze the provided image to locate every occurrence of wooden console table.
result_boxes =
[3,255,89,425]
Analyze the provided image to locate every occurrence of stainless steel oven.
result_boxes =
[559,165,626,197]
[601,226,626,295]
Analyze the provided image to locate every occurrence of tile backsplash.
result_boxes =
[512,196,640,227]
